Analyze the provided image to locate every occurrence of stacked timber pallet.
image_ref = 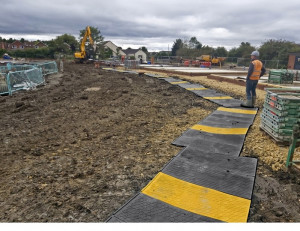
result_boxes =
[260,88,300,143]
[268,69,294,84]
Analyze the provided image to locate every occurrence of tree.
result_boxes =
[171,39,183,56]
[141,46,149,58]
[79,26,104,44]
[188,37,202,50]
[259,39,300,68]
[174,37,203,58]
[214,47,228,57]
[79,26,104,58]
[228,42,255,58]
[7,38,14,43]
[48,34,78,55]
[200,45,215,56]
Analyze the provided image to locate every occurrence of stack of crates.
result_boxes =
[268,69,294,84]
[260,88,300,143]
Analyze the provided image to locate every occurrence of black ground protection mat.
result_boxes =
[107,193,222,222]
[172,129,246,148]
[144,73,165,78]
[174,146,257,177]
[162,154,256,199]
[189,89,222,97]
[214,109,257,120]
[173,138,243,156]
[176,83,205,89]
[199,112,254,128]
[162,77,182,82]
[106,216,123,222]
[208,98,244,108]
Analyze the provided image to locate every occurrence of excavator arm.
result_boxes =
[74,26,94,61]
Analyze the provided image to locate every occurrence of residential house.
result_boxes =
[123,48,147,63]
[103,41,126,57]
[8,41,24,50]
[23,41,35,49]
[34,41,47,49]
[6,40,48,50]
[0,42,8,49]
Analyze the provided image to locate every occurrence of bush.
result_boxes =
[0,49,7,57]
[9,47,52,59]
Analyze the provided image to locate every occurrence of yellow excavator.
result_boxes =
[74,26,95,63]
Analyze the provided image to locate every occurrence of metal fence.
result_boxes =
[236,58,281,69]
[3,67,44,95]
[124,60,140,69]
[31,61,58,75]
[0,61,58,96]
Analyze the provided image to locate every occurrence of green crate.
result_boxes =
[261,112,298,129]
[264,97,300,111]
[268,70,294,84]
[261,117,294,130]
[262,108,300,124]
[261,88,300,143]
[260,122,292,142]
[263,103,300,116]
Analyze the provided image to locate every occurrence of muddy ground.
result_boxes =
[0,62,299,222]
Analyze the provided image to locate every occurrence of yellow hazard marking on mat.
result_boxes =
[204,96,233,100]
[170,81,189,84]
[186,88,208,90]
[217,107,257,115]
[102,68,113,70]
[142,172,251,223]
[191,124,248,135]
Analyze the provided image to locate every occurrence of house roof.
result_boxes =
[35,41,47,47]
[23,41,35,47]
[123,48,141,55]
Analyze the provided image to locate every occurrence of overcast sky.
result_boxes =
[1,0,300,51]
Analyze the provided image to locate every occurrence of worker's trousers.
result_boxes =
[246,79,258,100]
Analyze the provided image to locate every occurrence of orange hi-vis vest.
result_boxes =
[250,59,263,80]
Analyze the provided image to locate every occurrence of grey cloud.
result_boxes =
[1,0,300,51]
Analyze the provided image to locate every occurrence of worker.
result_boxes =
[241,50,266,108]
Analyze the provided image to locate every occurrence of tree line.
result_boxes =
[1,26,300,68]
[0,26,107,59]
[171,37,300,68]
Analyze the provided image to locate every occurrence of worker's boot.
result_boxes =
[252,96,257,108]
[241,98,253,108]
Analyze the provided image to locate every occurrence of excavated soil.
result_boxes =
[0,62,299,222]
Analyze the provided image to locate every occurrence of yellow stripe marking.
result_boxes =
[186,88,208,90]
[204,96,233,100]
[142,172,251,223]
[170,81,189,84]
[217,107,257,115]
[191,124,248,135]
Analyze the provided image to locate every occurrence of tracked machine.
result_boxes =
[74,26,95,63]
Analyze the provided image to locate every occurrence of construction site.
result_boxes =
[0,52,300,223]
